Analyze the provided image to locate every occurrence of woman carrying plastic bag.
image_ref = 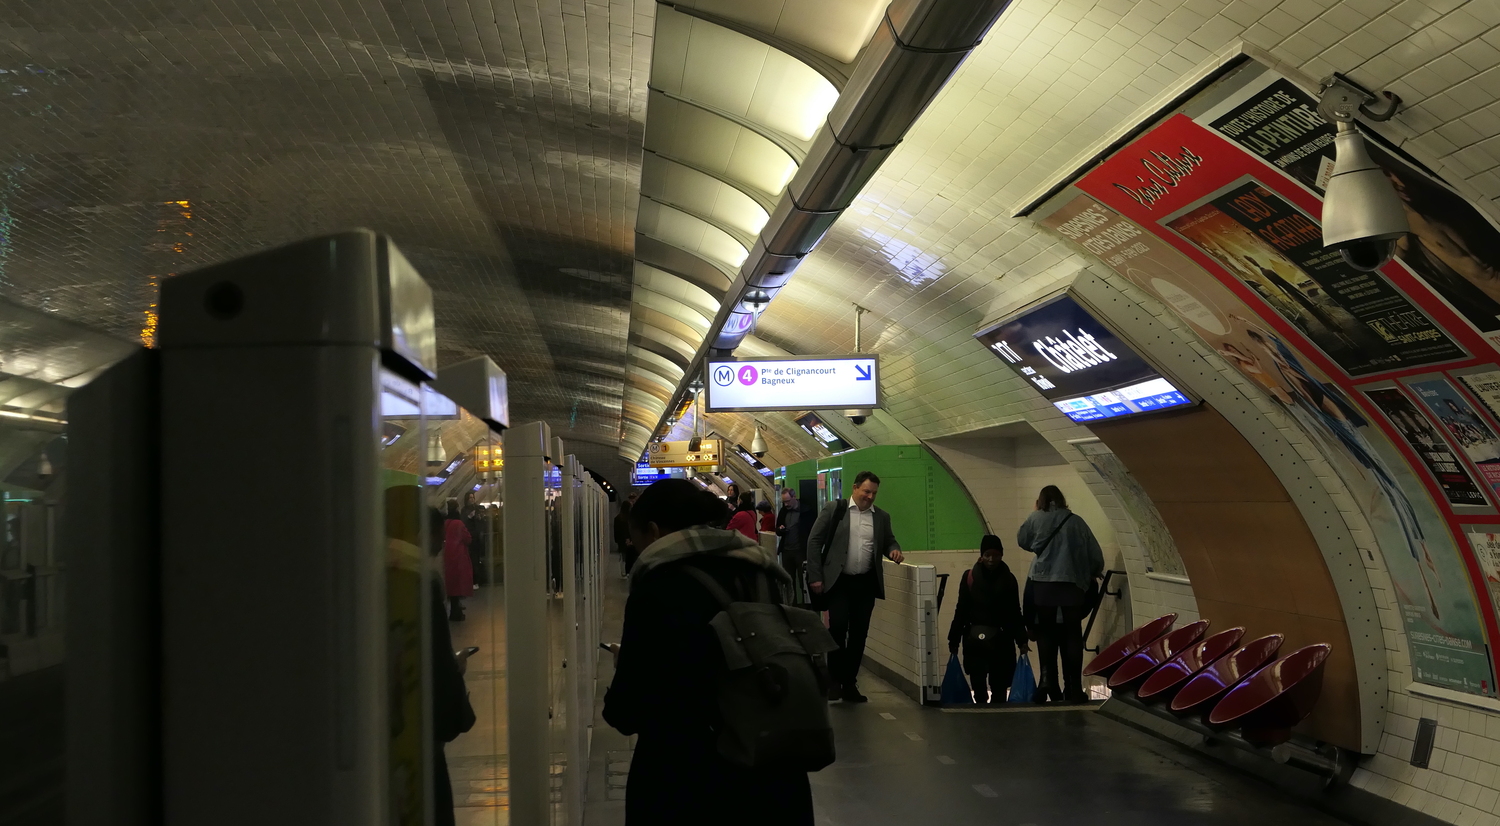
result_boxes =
[940,652,973,705]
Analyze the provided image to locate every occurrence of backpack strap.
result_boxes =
[965,568,973,590]
[684,565,736,609]
[684,564,778,606]
[820,499,847,565]
[1035,513,1074,554]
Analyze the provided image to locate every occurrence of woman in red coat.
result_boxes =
[725,492,758,540]
[443,501,474,621]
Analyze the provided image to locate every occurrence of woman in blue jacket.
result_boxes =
[1017,485,1104,704]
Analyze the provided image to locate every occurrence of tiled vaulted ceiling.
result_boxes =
[0,0,649,484]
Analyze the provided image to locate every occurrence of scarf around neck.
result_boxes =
[629,526,790,592]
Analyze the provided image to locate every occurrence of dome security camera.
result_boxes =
[1322,122,1409,272]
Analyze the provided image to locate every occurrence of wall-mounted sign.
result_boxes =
[975,293,1194,423]
[647,439,722,468]
[705,355,880,412]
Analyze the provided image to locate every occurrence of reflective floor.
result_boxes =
[583,552,1353,826]
[448,582,512,823]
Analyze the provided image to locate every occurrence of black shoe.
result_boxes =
[827,683,843,702]
[841,687,869,703]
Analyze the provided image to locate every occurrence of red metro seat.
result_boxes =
[1207,644,1332,746]
[1137,627,1245,704]
[1169,634,1284,716]
[1082,613,1177,680]
[1108,619,1210,692]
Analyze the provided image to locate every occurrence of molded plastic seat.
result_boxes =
[1168,634,1283,716]
[1083,613,1177,679]
[1108,619,1210,692]
[1138,627,1245,704]
[1208,644,1332,746]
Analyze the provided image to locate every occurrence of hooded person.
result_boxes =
[947,534,1028,703]
[1017,485,1104,704]
[603,479,813,826]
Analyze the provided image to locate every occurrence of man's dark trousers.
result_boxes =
[826,569,878,689]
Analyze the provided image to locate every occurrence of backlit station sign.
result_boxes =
[705,355,880,413]
[647,439,722,468]
[975,294,1193,423]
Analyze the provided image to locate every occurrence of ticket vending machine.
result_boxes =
[67,231,460,826]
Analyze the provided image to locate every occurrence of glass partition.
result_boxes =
[393,383,509,825]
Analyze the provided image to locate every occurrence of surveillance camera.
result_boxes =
[1322,122,1408,272]
[752,450,767,458]
[848,415,867,425]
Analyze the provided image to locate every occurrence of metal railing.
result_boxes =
[1084,569,1127,654]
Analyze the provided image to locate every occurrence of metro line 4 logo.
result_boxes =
[737,365,758,385]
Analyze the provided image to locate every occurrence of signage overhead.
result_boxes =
[705,355,880,412]
[647,439,722,468]
[976,293,1193,423]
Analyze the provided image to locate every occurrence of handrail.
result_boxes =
[1083,569,1127,653]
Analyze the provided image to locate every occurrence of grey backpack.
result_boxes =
[684,565,839,772]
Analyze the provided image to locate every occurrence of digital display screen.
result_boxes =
[975,294,1194,423]
[631,463,676,486]
[795,413,849,451]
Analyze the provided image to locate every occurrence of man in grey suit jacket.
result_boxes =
[806,470,904,703]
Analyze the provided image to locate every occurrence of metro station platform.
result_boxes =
[581,555,1366,826]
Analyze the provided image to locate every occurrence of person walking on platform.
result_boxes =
[442,500,474,621]
[806,470,904,703]
[603,479,813,826]
[726,491,759,540]
[948,535,1028,703]
[776,488,807,604]
[1017,485,1103,704]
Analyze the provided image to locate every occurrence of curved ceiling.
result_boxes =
[619,0,889,461]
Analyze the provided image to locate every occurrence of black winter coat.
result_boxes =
[603,554,814,826]
[947,561,1026,671]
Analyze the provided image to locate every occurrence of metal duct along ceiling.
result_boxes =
[618,0,1014,461]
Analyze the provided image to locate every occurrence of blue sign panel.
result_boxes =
[976,294,1194,424]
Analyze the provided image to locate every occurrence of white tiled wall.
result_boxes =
[744,0,1500,821]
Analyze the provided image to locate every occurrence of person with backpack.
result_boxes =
[603,479,827,825]
[1017,485,1104,704]
[947,534,1028,703]
[805,470,905,703]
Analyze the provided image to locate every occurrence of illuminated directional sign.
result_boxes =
[705,355,880,412]
[647,439,722,468]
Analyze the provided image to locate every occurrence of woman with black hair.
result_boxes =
[1018,485,1103,704]
[603,479,812,825]
[442,500,474,621]
[947,535,1028,703]
[725,491,758,540]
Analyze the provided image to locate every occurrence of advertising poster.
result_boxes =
[1459,369,1500,425]
[1075,440,1187,578]
[1364,388,1489,509]
[1167,180,1464,375]
[1041,193,1496,694]
[1464,527,1500,620]
[1202,74,1500,343]
[1408,377,1500,497]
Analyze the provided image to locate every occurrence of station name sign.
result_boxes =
[705,355,880,413]
[975,293,1193,423]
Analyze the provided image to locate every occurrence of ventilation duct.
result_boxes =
[622,0,1013,458]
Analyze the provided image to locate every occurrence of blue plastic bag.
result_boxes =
[940,653,973,704]
[1008,657,1036,703]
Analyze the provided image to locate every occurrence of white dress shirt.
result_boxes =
[843,500,877,575]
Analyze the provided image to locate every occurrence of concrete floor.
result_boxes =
[583,550,1354,826]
